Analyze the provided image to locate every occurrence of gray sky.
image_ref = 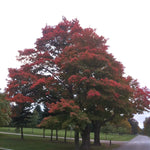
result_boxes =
[1,0,150,128]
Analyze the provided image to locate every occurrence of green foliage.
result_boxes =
[143,117,150,136]
[0,92,11,126]
[10,102,32,128]
[38,116,61,129]
[128,118,139,134]
[27,110,39,128]
[34,105,43,124]
[47,99,90,131]
[101,119,131,134]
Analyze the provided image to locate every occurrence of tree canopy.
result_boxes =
[6,17,150,150]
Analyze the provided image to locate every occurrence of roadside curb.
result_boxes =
[0,147,12,150]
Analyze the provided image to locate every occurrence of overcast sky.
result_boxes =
[1,0,150,128]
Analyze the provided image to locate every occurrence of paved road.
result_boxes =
[114,135,150,150]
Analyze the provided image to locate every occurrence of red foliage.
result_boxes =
[68,75,80,84]
[48,99,80,114]
[18,49,36,56]
[113,92,120,99]
[30,78,46,89]
[100,78,121,88]
[80,77,88,82]
[7,93,33,103]
[87,89,101,99]
[133,86,150,112]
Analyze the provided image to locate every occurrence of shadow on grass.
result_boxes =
[0,134,119,150]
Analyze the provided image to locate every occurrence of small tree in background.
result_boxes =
[38,116,61,141]
[115,119,131,134]
[143,117,150,136]
[28,110,39,133]
[11,102,32,139]
[46,98,90,150]
[34,105,43,124]
[101,118,131,135]
[128,118,139,134]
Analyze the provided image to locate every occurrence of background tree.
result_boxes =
[115,119,131,134]
[46,98,90,150]
[0,92,11,126]
[34,105,43,124]
[101,118,131,134]
[41,104,50,121]
[10,102,32,139]
[38,116,61,141]
[27,110,39,133]
[143,117,150,136]
[6,17,150,150]
[128,118,139,134]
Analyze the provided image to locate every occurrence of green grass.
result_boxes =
[0,134,118,150]
[0,127,135,141]
[0,127,75,138]
[100,133,135,141]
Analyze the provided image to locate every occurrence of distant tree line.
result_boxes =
[143,117,150,136]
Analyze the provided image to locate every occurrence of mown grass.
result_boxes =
[0,134,118,150]
[0,127,135,141]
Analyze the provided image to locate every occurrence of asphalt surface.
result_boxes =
[114,135,150,150]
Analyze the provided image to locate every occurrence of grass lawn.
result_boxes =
[0,134,118,150]
[0,127,135,141]
[99,133,135,141]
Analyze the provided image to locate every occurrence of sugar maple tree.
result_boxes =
[6,17,150,150]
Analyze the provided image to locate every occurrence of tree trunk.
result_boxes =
[64,129,67,143]
[80,125,90,150]
[93,120,101,146]
[51,129,53,141]
[75,131,79,150]
[43,128,45,138]
[21,126,24,140]
[56,129,58,141]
